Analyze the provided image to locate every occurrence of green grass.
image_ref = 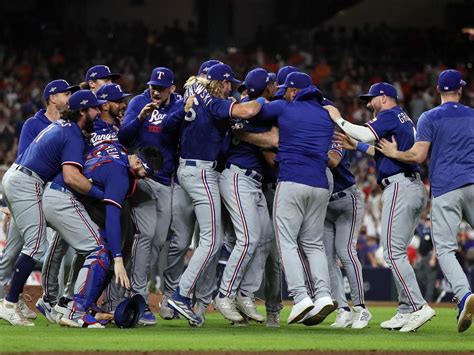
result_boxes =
[1,306,473,352]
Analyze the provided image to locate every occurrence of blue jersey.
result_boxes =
[87,117,120,150]
[416,102,474,197]
[119,90,182,186]
[180,82,234,161]
[366,106,419,184]
[18,109,53,156]
[17,120,84,182]
[226,97,271,173]
[257,86,334,188]
[329,144,356,193]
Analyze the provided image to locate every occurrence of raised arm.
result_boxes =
[324,105,375,143]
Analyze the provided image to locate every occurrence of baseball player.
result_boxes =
[37,83,134,321]
[159,59,222,321]
[167,63,265,325]
[324,143,371,328]
[325,82,435,332]
[118,67,181,325]
[49,141,162,328]
[0,90,105,326]
[214,68,275,324]
[0,79,78,320]
[251,72,336,326]
[376,69,474,333]
[84,65,121,94]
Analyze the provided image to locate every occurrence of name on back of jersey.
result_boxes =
[184,83,212,106]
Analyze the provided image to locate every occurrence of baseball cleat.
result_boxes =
[138,305,157,326]
[231,315,250,327]
[168,288,201,325]
[59,313,105,329]
[457,292,474,333]
[287,296,314,324]
[18,294,37,320]
[266,312,281,328]
[300,296,336,326]
[159,295,179,320]
[352,306,372,329]
[235,293,264,323]
[331,308,353,328]
[213,295,244,322]
[54,297,71,323]
[380,312,411,330]
[36,297,59,324]
[0,299,35,326]
[399,304,435,332]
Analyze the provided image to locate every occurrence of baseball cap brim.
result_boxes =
[99,73,121,80]
[229,77,241,84]
[95,99,108,106]
[237,84,247,94]
[359,94,377,101]
[274,87,286,97]
[276,83,288,89]
[147,81,173,87]
[65,85,81,94]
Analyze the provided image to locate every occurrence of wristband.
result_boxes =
[255,97,266,105]
[87,185,104,200]
[356,141,370,154]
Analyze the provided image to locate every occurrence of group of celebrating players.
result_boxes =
[0,59,473,333]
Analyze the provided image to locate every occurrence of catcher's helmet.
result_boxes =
[114,294,146,328]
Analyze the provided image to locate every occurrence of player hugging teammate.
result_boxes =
[0,62,472,334]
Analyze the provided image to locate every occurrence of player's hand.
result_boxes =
[184,96,196,113]
[114,257,130,289]
[138,103,159,122]
[323,105,342,122]
[376,135,398,157]
[333,132,357,150]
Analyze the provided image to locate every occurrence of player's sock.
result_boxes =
[6,254,36,303]
[354,304,365,309]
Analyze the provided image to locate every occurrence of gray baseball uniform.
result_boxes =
[0,221,23,299]
[129,178,172,298]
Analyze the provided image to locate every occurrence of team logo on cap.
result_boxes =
[80,100,89,105]
[115,85,122,92]
[100,93,108,99]
[49,87,57,93]
[89,72,98,78]
[156,71,165,80]
[223,73,230,78]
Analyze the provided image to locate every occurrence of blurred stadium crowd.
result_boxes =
[0,19,473,301]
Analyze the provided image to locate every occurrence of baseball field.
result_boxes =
[1,302,473,354]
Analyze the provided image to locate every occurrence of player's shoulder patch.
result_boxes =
[368,117,377,124]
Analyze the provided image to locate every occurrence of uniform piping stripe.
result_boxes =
[387,183,417,311]
[225,174,250,296]
[43,232,61,298]
[71,198,101,246]
[272,184,289,294]
[297,241,315,297]
[366,124,379,141]
[187,169,216,296]
[30,182,44,258]
[103,199,122,208]
[61,161,83,170]
[347,194,364,304]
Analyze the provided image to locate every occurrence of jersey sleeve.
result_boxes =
[415,112,432,142]
[208,97,234,120]
[162,100,185,133]
[101,164,130,208]
[118,96,143,147]
[255,100,286,121]
[61,128,85,169]
[18,119,38,156]
[105,204,122,258]
[365,111,396,141]
[329,142,344,158]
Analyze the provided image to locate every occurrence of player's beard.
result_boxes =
[84,116,95,133]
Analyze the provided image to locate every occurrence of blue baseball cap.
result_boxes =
[147,67,174,87]
[43,80,80,100]
[198,59,223,75]
[114,294,146,328]
[69,90,106,110]
[207,64,240,83]
[240,68,270,95]
[438,69,467,92]
[277,72,313,89]
[360,82,398,101]
[85,65,121,82]
[277,66,299,85]
[96,84,132,102]
[268,72,277,83]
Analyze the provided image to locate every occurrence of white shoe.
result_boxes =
[0,300,35,326]
[399,304,435,332]
[352,306,372,329]
[59,314,105,329]
[331,308,352,328]
[18,294,37,320]
[300,296,336,326]
[36,297,59,324]
[235,294,264,323]
[213,296,243,322]
[288,297,314,324]
[380,312,411,330]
